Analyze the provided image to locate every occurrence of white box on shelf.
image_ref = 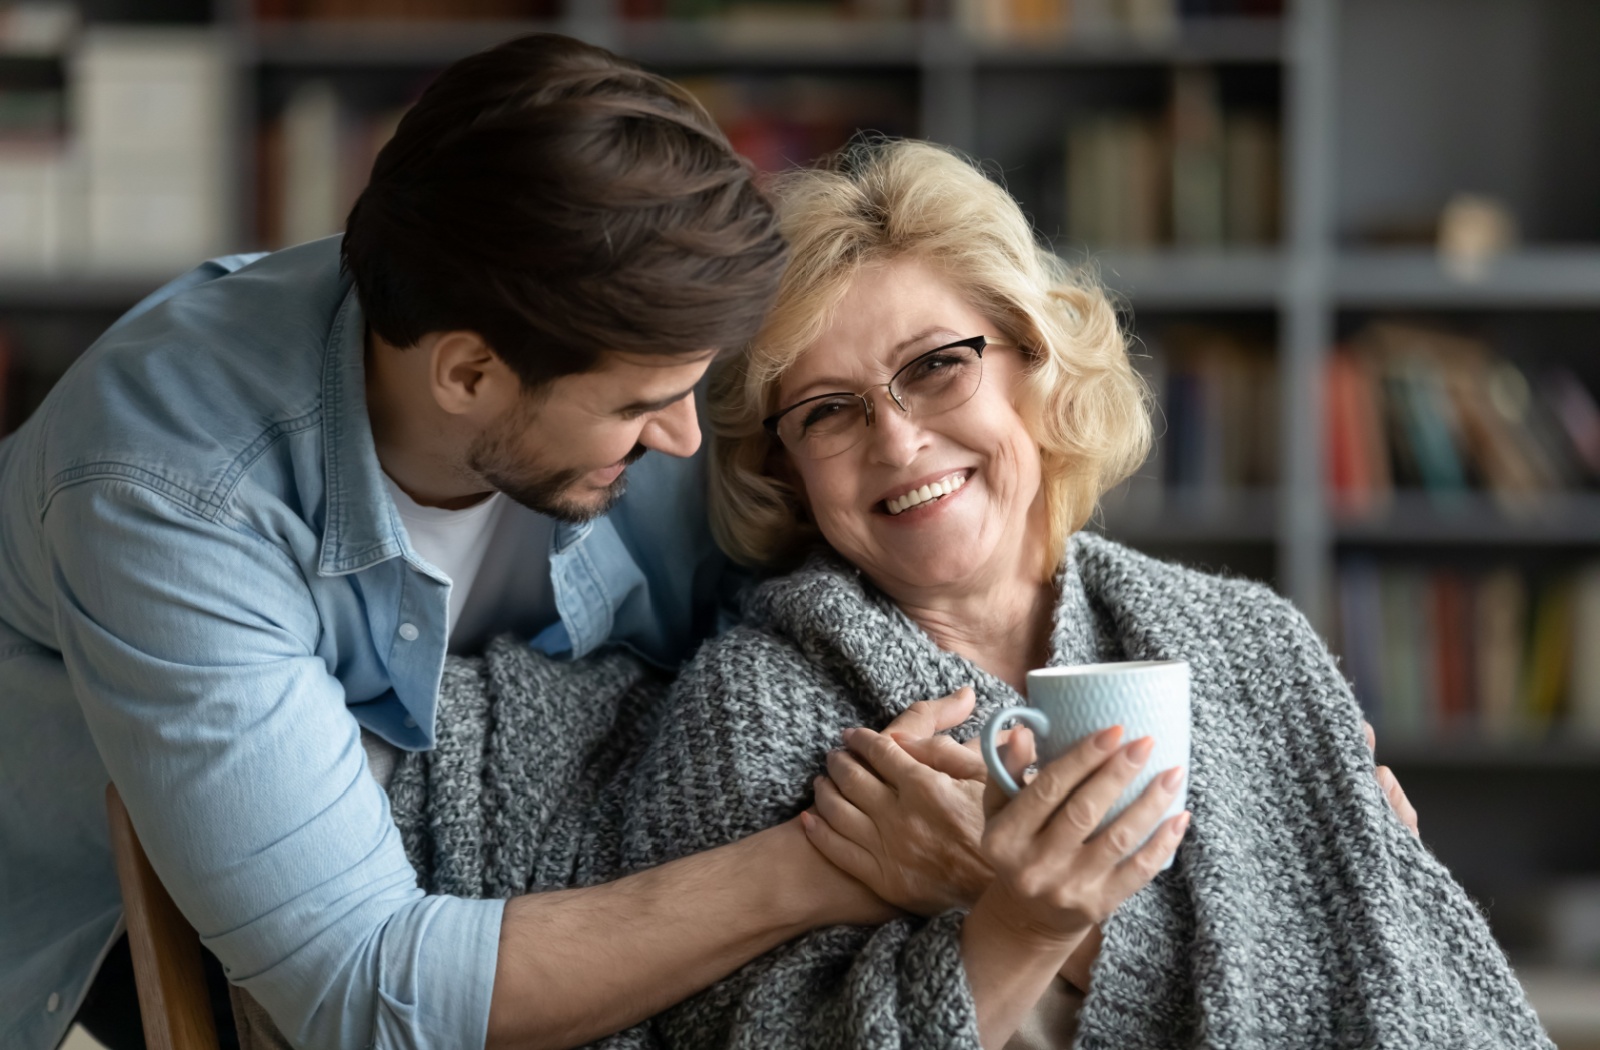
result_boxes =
[72,28,228,165]
[0,144,69,274]
[69,26,231,273]
[85,169,224,275]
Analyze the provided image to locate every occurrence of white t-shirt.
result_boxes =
[381,473,557,653]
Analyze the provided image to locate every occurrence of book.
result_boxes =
[1571,564,1600,741]
[1475,567,1527,742]
[1519,579,1575,736]
[1222,111,1279,245]
[1169,66,1224,247]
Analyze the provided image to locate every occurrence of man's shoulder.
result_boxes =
[33,239,351,518]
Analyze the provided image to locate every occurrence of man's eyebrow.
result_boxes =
[615,385,697,415]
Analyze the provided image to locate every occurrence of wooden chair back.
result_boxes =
[105,782,222,1050]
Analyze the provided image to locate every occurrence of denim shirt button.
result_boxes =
[45,992,59,1013]
[403,716,417,729]
[397,622,419,642]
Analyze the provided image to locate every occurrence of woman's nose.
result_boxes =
[864,391,926,466]
[642,394,702,459]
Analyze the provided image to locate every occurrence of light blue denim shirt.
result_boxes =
[0,237,731,1050]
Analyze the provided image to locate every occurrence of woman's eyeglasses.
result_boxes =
[763,335,1013,460]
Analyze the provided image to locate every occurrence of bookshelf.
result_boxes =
[1,0,1598,1024]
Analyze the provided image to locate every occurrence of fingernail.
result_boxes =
[1174,810,1192,835]
[1127,736,1155,763]
[1093,726,1123,750]
[1160,766,1185,791]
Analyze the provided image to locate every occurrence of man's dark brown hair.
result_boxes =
[342,33,787,387]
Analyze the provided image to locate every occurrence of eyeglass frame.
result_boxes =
[762,335,1010,457]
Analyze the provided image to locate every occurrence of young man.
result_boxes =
[0,34,959,1050]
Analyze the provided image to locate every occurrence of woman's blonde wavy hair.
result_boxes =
[709,138,1152,572]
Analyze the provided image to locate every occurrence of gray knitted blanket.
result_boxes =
[387,532,1552,1050]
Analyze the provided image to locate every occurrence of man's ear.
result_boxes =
[429,330,515,417]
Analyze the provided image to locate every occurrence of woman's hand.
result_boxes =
[973,725,1189,949]
[800,723,994,915]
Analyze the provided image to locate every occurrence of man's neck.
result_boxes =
[365,329,492,510]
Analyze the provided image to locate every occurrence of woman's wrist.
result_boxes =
[961,887,1087,1049]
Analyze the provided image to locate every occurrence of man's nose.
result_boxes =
[641,394,702,459]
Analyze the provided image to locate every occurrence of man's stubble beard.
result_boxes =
[466,399,646,524]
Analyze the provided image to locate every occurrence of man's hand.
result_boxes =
[1364,720,1419,836]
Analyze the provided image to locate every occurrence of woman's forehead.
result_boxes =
[778,261,986,394]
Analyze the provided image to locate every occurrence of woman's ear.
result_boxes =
[767,445,813,522]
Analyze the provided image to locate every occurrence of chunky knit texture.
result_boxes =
[387,532,1553,1050]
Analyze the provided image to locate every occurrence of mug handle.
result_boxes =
[981,706,1051,798]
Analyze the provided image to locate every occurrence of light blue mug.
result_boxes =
[981,660,1191,865]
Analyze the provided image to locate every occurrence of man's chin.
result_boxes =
[502,472,628,525]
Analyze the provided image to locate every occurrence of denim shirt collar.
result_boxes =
[316,287,410,578]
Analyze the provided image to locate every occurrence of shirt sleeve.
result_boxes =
[48,478,503,1050]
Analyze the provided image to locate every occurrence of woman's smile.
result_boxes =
[878,468,972,516]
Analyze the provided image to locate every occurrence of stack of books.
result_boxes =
[1324,323,1600,517]
[957,0,1283,41]
[1339,559,1600,744]
[253,0,561,19]
[257,84,410,248]
[622,0,914,19]
[1065,67,1279,250]
[1146,324,1278,491]
[675,74,913,173]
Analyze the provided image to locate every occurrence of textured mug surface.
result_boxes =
[981,660,1190,865]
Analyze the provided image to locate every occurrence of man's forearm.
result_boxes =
[486,817,888,1050]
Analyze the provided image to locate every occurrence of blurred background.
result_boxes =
[2,0,1597,1046]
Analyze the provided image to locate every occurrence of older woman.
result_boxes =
[392,139,1548,1050]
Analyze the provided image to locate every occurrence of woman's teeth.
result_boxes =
[886,473,967,515]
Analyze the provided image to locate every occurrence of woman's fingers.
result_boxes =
[1037,736,1153,853]
[1104,810,1190,902]
[1363,719,1377,753]
[841,727,929,790]
[991,725,1124,837]
[799,809,886,890]
[1085,764,1185,865]
[898,733,986,781]
[826,744,896,808]
[812,775,878,847]
[881,686,976,742]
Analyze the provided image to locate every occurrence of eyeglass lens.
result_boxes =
[777,341,986,459]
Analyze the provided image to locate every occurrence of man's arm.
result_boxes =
[487,819,880,1050]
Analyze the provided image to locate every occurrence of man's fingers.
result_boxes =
[899,733,986,781]
[1363,720,1377,753]
[883,685,976,741]
[1378,766,1420,836]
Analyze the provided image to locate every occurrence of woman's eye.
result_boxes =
[801,400,851,430]
[908,353,961,381]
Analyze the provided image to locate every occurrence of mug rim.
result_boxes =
[1027,659,1188,678]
